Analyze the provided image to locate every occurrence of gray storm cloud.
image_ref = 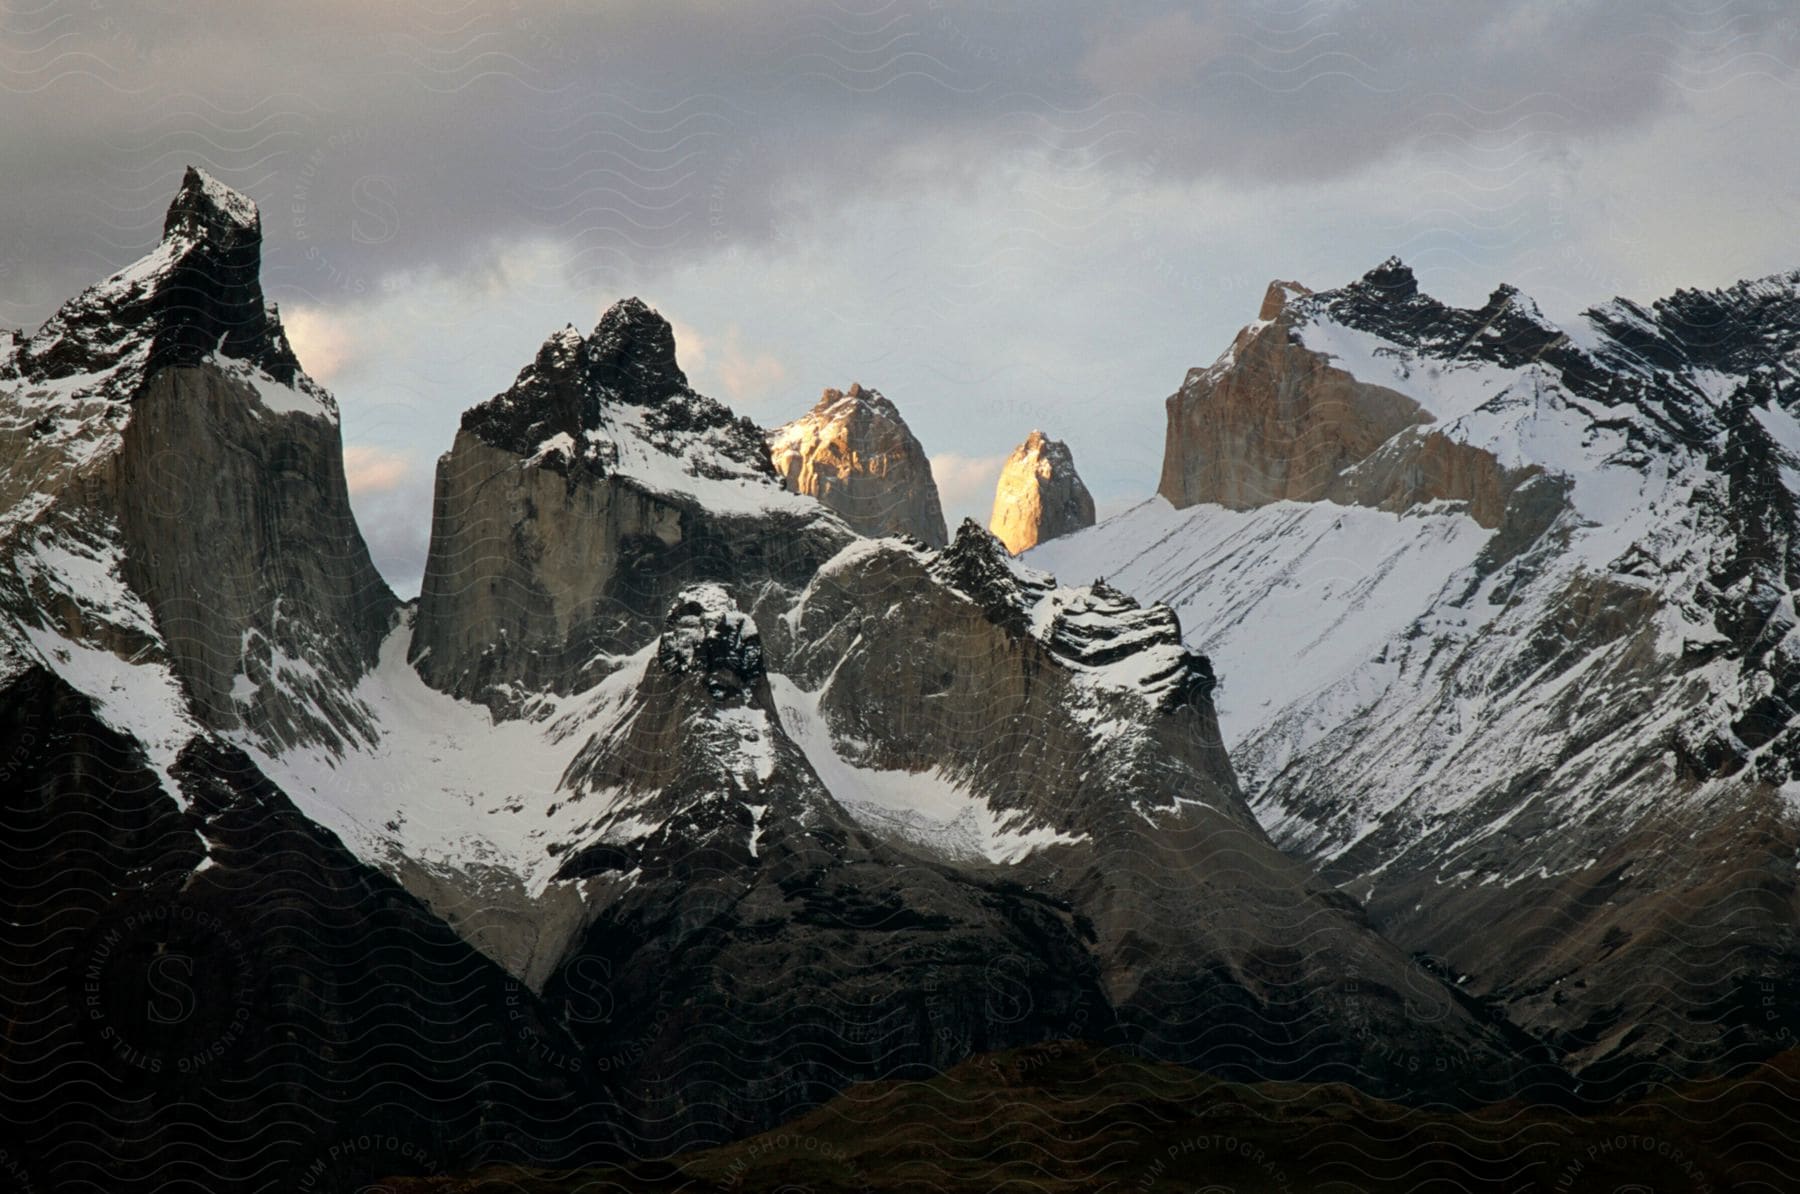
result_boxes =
[3,0,1789,321]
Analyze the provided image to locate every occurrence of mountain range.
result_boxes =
[3,169,1796,1191]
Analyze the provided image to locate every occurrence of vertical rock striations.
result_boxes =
[988,429,1095,553]
[767,382,949,546]
[410,301,852,709]
[0,166,395,756]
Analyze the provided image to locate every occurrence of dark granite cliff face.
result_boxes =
[410,301,850,710]
[540,583,1112,1149]
[25,172,1787,1192]
[0,666,608,1193]
[0,167,395,756]
[17,166,303,385]
[765,523,1538,1104]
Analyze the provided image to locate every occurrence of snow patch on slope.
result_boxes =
[9,529,200,803]
[589,400,819,519]
[1028,496,1493,758]
[207,353,336,421]
[243,614,646,896]
[771,673,1085,864]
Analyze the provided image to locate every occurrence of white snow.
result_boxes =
[770,673,1086,864]
[1028,496,1494,751]
[242,615,646,896]
[207,354,336,421]
[529,431,577,465]
[103,237,183,292]
[715,703,779,785]
[21,626,200,806]
[190,167,260,229]
[589,401,822,519]
[9,529,197,802]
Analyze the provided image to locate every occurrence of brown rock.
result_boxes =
[988,430,1096,554]
[768,382,949,546]
[1157,279,1532,528]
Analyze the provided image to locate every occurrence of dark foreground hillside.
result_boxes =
[386,1040,1797,1192]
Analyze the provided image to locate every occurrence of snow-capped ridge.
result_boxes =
[457,297,786,508]
[9,165,320,422]
[163,164,261,240]
[925,520,1212,708]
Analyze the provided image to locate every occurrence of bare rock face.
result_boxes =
[1047,259,1800,1096]
[0,166,395,756]
[767,382,949,546]
[1157,266,1536,529]
[411,302,852,709]
[988,429,1095,553]
[0,173,600,1192]
[765,522,1538,1103]
[113,366,396,752]
[544,582,1111,1148]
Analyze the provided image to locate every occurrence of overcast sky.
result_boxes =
[5,1,1798,593]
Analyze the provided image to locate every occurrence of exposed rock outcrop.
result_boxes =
[0,166,395,756]
[0,665,608,1193]
[410,302,852,708]
[765,522,1537,1102]
[543,582,1111,1147]
[1158,267,1539,529]
[767,383,949,546]
[988,429,1095,553]
[1044,259,1800,1095]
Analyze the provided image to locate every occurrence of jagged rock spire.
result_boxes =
[586,296,688,398]
[163,165,262,244]
[988,429,1095,554]
[767,381,949,546]
[20,164,297,385]
[1354,255,1419,301]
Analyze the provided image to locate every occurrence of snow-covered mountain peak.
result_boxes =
[163,164,261,243]
[1047,256,1800,1090]
[458,297,780,503]
[930,517,1045,619]
[923,519,1209,709]
[9,165,327,426]
[587,294,688,399]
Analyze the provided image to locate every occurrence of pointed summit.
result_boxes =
[1259,279,1313,322]
[19,166,297,386]
[163,165,261,245]
[458,322,598,464]
[768,382,949,546]
[586,296,687,399]
[1355,256,1419,301]
[416,306,848,707]
[989,429,1095,554]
